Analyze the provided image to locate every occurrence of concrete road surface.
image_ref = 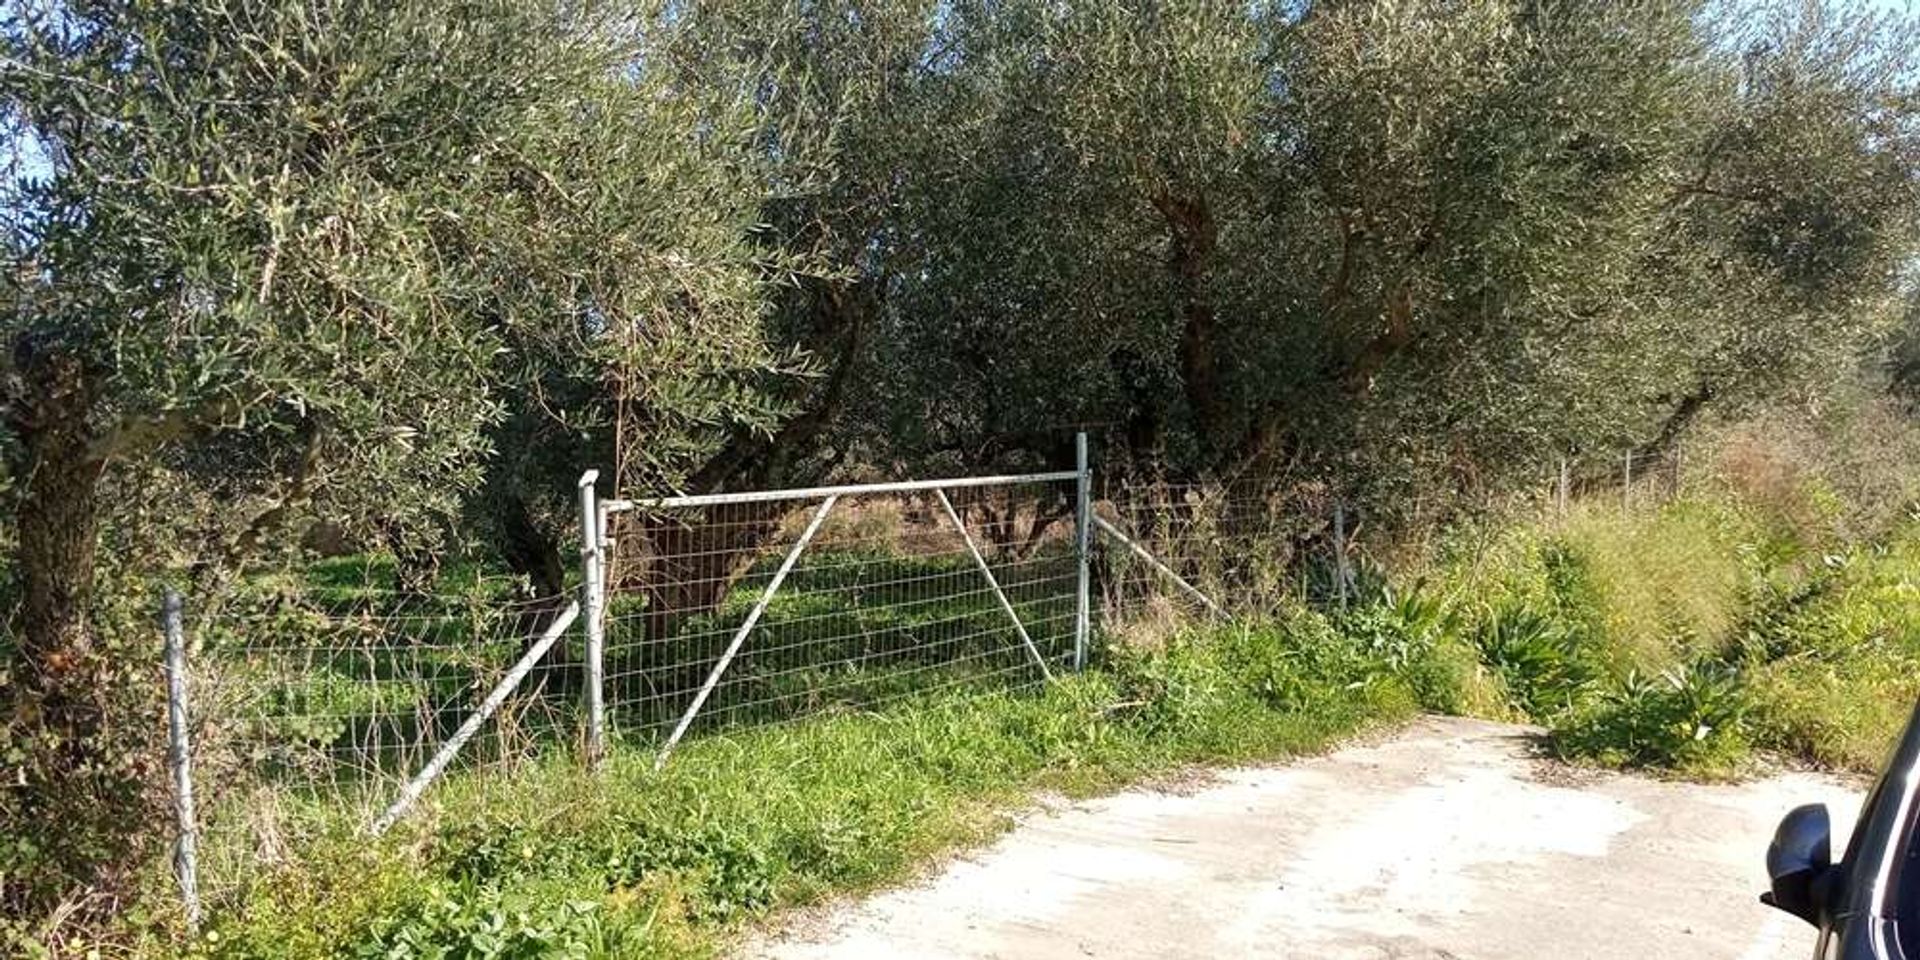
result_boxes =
[748,715,1864,960]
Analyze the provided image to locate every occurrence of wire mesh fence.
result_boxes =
[1096,479,1291,624]
[1552,447,1685,515]
[180,564,576,908]
[600,477,1081,754]
[1095,444,1692,626]
[1620,447,1685,511]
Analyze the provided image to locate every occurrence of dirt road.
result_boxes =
[750,716,1861,960]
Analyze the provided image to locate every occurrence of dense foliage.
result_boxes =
[2,0,1916,946]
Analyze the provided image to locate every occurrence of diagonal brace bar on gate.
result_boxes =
[1092,514,1226,620]
[933,489,1055,682]
[654,495,839,770]
[370,599,581,835]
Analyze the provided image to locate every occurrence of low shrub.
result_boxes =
[1742,531,1920,771]
[1552,662,1755,777]
[1471,602,1598,720]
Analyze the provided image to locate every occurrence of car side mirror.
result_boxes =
[1763,803,1833,927]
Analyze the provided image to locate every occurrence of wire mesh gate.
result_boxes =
[184,440,1236,856]
[590,467,1095,768]
[160,437,1694,920]
[165,438,1241,919]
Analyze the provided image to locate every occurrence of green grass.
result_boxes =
[1409,488,1920,779]
[139,616,1422,959]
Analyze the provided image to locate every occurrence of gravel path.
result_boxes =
[747,715,1861,960]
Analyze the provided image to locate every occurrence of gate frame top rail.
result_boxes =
[604,470,1081,512]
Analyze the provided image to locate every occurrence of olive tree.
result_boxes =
[1638,1,1920,451]
[1270,0,1718,499]
[849,0,1274,475]
[0,0,791,917]
[867,0,1916,515]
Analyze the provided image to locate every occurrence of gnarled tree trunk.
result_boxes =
[1637,380,1716,460]
[1152,191,1225,453]
[617,276,870,643]
[13,352,106,740]
[3,349,152,918]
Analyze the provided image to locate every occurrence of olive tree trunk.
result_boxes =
[13,355,106,719]
[1,354,154,920]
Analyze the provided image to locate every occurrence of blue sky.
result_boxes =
[1737,0,1913,10]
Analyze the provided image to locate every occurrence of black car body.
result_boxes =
[1766,702,1920,959]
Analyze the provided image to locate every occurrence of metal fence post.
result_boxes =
[578,470,606,770]
[1092,515,1225,619]
[162,588,201,931]
[1557,457,1570,518]
[1074,431,1091,671]
[1333,500,1350,611]
[1623,450,1633,512]
[1671,441,1684,500]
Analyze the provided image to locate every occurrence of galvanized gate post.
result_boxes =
[578,470,606,770]
[162,588,201,931]
[1074,432,1091,671]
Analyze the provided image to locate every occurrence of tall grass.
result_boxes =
[1408,455,1920,779]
